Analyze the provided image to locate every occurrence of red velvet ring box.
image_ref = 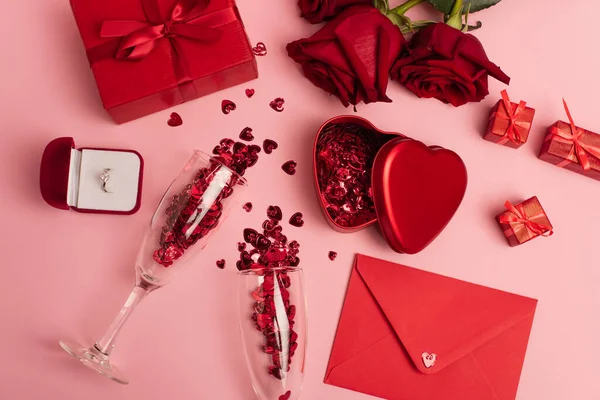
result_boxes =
[40,137,143,214]
[69,0,258,123]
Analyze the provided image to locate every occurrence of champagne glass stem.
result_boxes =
[93,284,149,356]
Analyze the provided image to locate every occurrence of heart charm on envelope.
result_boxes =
[421,352,437,368]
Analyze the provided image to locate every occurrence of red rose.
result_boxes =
[391,23,510,107]
[298,0,372,24]
[287,6,406,107]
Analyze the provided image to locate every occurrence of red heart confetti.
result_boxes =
[252,42,267,56]
[221,99,236,114]
[216,259,226,269]
[167,112,183,127]
[282,160,297,175]
[279,391,292,400]
[328,251,337,261]
[267,205,283,221]
[237,206,301,383]
[269,97,285,112]
[245,88,255,98]
[239,127,254,141]
[289,212,304,227]
[263,139,278,154]
[237,242,246,252]
[243,202,253,212]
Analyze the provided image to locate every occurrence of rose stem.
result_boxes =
[391,0,426,15]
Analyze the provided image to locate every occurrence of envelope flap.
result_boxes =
[355,254,537,375]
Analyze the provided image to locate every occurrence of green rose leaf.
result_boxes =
[373,0,389,13]
[427,0,500,14]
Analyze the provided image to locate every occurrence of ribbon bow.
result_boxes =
[496,90,528,144]
[499,201,552,238]
[100,0,222,60]
[550,99,600,171]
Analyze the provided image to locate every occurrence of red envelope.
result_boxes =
[325,254,537,400]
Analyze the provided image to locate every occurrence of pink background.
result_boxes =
[1,0,599,399]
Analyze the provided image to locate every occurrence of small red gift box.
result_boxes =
[538,100,600,181]
[484,90,535,148]
[40,137,144,215]
[70,0,258,123]
[496,197,553,247]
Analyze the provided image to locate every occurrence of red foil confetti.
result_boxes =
[243,202,253,212]
[328,251,337,261]
[269,97,285,112]
[216,259,226,269]
[245,88,255,98]
[267,205,283,221]
[252,42,268,56]
[237,242,247,252]
[167,112,183,127]
[239,127,254,141]
[289,212,304,227]
[221,99,236,114]
[279,391,292,400]
[238,206,301,383]
[263,139,278,154]
[152,138,260,267]
[282,160,297,175]
[316,123,388,228]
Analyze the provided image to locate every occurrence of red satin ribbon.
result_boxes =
[549,99,600,171]
[87,0,237,101]
[499,201,553,238]
[497,90,527,144]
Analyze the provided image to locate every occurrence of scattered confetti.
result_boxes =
[167,112,183,127]
[289,212,304,227]
[221,99,236,114]
[328,251,337,261]
[245,88,255,98]
[282,160,297,175]
[239,127,254,141]
[243,202,253,212]
[216,259,226,269]
[252,42,267,56]
[269,97,285,112]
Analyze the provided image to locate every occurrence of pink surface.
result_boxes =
[0,1,599,399]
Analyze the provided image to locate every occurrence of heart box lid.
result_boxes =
[314,116,467,254]
[40,137,144,215]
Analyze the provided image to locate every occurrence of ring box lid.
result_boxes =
[40,137,144,215]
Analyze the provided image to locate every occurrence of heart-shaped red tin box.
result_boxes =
[313,116,467,254]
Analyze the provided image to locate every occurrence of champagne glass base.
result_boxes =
[59,340,128,385]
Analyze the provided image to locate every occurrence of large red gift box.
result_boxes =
[70,0,258,123]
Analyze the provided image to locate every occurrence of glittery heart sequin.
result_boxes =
[328,251,337,261]
[282,160,297,175]
[269,97,285,112]
[267,205,283,221]
[252,42,267,56]
[239,127,254,141]
[289,212,304,227]
[422,352,437,368]
[279,391,292,400]
[243,202,253,212]
[263,139,278,154]
[216,259,226,269]
[167,112,183,127]
[221,99,236,114]
[245,88,255,98]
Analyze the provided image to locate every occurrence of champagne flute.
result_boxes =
[59,150,247,384]
[238,267,307,400]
